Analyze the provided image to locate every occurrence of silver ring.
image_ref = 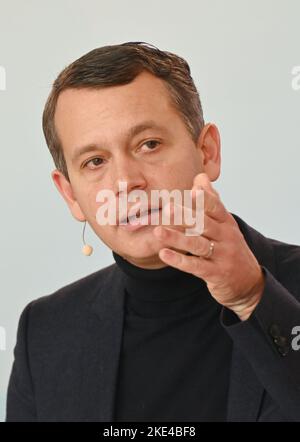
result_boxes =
[203,241,215,259]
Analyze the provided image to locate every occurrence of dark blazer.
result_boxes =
[5,213,300,422]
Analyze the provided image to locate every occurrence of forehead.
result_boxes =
[54,71,177,138]
[55,71,182,153]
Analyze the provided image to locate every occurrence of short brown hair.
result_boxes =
[42,41,204,181]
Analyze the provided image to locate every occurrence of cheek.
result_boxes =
[182,148,202,174]
[73,185,99,218]
[165,154,200,187]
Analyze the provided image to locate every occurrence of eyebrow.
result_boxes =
[71,120,168,164]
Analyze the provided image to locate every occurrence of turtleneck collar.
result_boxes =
[112,250,215,318]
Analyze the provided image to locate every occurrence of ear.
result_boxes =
[51,169,86,222]
[196,123,221,181]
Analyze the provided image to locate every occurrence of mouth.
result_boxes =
[128,207,161,222]
[119,207,162,227]
[120,207,161,224]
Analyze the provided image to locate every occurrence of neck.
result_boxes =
[112,249,213,318]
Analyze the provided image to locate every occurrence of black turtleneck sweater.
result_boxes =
[112,251,233,422]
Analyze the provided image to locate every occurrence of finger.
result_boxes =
[192,172,219,198]
[158,247,215,279]
[154,225,216,258]
[161,201,204,232]
[157,211,222,241]
[202,214,222,239]
[191,186,228,224]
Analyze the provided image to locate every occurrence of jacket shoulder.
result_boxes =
[268,236,300,282]
[232,212,300,295]
[26,262,118,321]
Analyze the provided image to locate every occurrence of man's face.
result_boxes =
[53,70,218,268]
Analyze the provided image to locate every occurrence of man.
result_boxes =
[6,41,300,422]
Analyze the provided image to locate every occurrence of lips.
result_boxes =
[119,206,161,225]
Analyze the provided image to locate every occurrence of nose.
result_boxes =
[112,154,147,197]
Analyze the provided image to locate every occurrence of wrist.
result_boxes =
[230,268,265,321]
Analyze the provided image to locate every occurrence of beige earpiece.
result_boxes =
[82,220,93,256]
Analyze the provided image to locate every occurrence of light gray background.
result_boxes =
[0,0,299,421]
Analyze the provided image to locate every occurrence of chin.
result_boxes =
[115,238,163,261]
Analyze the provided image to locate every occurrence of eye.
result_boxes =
[83,157,104,170]
[140,140,161,152]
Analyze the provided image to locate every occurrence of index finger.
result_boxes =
[191,186,228,224]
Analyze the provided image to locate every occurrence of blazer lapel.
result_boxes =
[78,264,126,422]
[226,213,277,421]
